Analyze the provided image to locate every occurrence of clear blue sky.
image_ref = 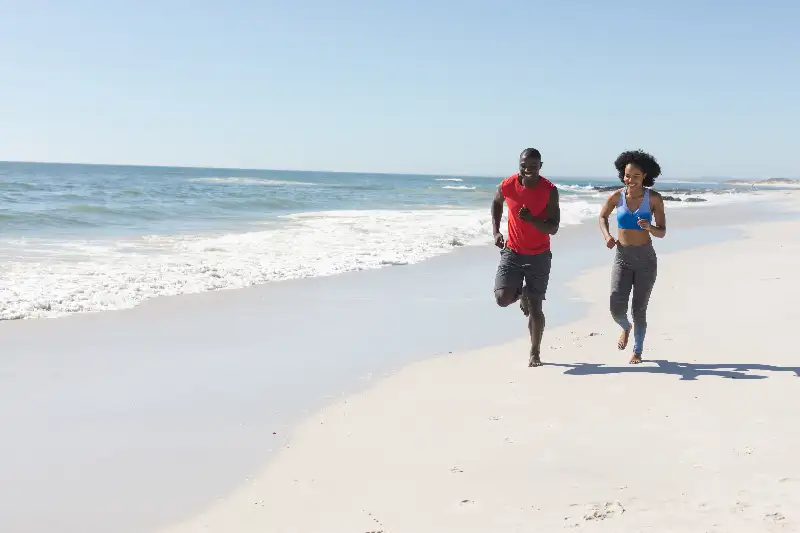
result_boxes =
[1,1,797,179]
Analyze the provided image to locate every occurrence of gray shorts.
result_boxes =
[494,247,552,300]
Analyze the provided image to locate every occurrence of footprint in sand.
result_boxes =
[362,510,386,533]
[765,512,787,523]
[739,446,754,456]
[583,501,625,521]
[733,500,751,512]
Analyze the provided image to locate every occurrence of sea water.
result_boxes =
[0,161,763,320]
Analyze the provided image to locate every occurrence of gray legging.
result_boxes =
[610,242,657,354]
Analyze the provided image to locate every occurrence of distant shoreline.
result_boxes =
[728,178,800,187]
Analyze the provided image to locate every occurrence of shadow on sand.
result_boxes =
[548,360,800,381]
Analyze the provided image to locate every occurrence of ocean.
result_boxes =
[0,161,759,320]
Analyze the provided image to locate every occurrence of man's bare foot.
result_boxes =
[528,350,543,367]
[519,292,530,317]
[617,327,632,350]
[629,352,642,364]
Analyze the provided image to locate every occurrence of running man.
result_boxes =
[492,148,560,367]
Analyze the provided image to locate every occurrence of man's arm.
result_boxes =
[491,184,505,236]
[521,187,560,235]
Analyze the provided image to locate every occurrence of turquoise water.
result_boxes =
[0,161,757,320]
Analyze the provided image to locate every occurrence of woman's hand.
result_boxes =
[605,236,617,249]
[637,217,651,231]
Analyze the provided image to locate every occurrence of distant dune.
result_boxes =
[728,177,800,187]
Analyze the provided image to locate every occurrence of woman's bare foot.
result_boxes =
[617,327,632,350]
[629,352,642,364]
[528,349,543,367]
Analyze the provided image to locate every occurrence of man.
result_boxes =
[492,148,560,367]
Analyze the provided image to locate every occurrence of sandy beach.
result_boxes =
[156,209,800,532]
[2,193,799,533]
[4,4,797,530]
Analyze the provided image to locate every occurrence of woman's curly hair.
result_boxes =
[614,150,661,187]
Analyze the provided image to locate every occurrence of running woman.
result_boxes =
[598,150,667,364]
[492,148,560,367]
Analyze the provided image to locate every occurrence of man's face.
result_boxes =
[519,155,542,179]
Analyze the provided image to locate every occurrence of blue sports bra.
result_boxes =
[616,188,652,230]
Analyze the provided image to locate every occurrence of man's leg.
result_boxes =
[523,251,552,367]
[526,297,545,367]
[494,248,525,308]
[519,287,530,317]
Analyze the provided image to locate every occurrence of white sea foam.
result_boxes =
[660,180,723,185]
[659,190,754,209]
[0,201,599,320]
[561,184,756,207]
[442,185,477,190]
[558,184,598,192]
[188,177,317,186]
[559,200,597,225]
[435,178,463,182]
[1,190,764,321]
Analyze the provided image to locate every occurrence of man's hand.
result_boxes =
[493,232,505,249]
[637,217,651,231]
[606,236,617,249]
[518,207,535,223]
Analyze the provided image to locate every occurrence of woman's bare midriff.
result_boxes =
[617,228,652,247]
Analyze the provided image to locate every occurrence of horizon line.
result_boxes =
[0,158,790,182]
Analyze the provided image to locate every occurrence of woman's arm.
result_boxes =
[598,190,620,246]
[646,191,667,238]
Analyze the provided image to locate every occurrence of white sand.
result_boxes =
[158,216,800,533]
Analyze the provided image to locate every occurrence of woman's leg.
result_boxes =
[630,248,658,361]
[609,251,634,349]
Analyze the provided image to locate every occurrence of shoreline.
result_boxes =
[157,203,800,533]
[1,188,790,323]
[2,193,799,533]
[4,192,794,335]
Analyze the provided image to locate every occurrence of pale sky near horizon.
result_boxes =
[1,1,798,179]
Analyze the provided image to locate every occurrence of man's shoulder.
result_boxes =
[539,176,556,189]
[536,177,557,200]
[501,174,519,185]
[499,174,519,194]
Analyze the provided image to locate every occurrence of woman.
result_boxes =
[598,150,667,364]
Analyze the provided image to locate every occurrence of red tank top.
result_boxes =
[501,174,555,255]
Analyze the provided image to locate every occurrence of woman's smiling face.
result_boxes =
[623,163,646,191]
